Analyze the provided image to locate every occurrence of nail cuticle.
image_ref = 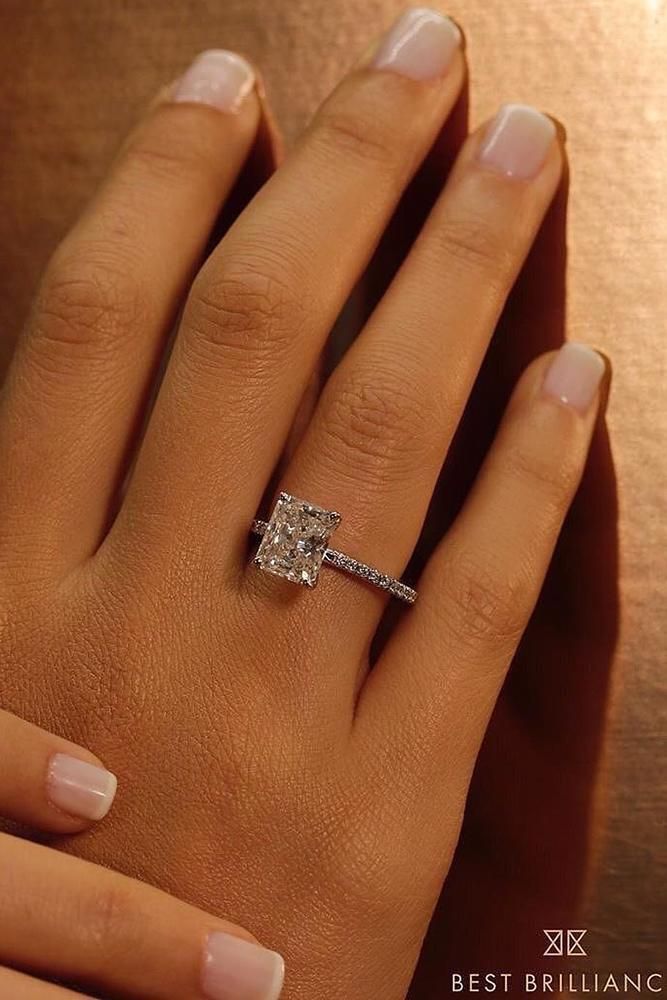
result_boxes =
[371,8,462,82]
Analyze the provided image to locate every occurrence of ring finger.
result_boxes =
[261,105,561,656]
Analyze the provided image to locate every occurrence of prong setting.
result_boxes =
[253,493,341,589]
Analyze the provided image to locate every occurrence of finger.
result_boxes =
[0,833,285,1000]
[270,105,561,655]
[356,346,607,816]
[0,709,117,832]
[0,50,262,572]
[0,967,94,999]
[115,10,465,570]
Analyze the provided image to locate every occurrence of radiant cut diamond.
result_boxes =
[254,493,341,588]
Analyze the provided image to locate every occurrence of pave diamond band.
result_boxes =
[251,493,417,605]
[321,547,417,604]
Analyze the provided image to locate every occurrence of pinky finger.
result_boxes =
[0,709,116,832]
[358,344,607,790]
[0,967,94,998]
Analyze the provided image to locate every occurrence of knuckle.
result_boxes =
[83,880,138,953]
[444,550,529,651]
[504,440,579,508]
[438,210,513,286]
[184,254,303,371]
[315,103,399,168]
[322,368,434,475]
[124,128,213,186]
[34,248,144,364]
[327,812,422,924]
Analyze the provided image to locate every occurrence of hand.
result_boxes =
[0,710,284,999]
[0,11,608,1000]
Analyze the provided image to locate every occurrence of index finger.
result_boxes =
[0,709,117,832]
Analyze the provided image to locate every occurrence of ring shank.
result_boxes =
[251,520,417,604]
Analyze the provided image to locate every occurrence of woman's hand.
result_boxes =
[0,710,284,999]
[0,10,607,999]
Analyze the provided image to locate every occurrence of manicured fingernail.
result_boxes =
[479,104,556,179]
[372,8,461,81]
[203,933,284,1000]
[47,754,117,822]
[174,50,255,113]
[542,343,606,414]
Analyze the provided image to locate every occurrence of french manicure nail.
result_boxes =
[47,754,117,822]
[203,932,285,1000]
[372,8,461,81]
[174,50,255,113]
[542,343,606,414]
[479,104,556,179]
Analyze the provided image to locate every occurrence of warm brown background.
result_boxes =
[0,0,665,979]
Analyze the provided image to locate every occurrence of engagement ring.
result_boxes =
[251,493,417,604]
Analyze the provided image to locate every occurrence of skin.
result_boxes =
[0,27,607,1000]
[0,710,260,999]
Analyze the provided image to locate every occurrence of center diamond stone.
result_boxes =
[254,493,341,588]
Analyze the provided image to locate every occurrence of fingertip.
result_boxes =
[172,49,258,116]
[46,752,118,824]
[203,931,285,1000]
[539,343,605,417]
[144,51,264,148]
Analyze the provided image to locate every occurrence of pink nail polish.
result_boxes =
[372,8,461,81]
[47,754,117,822]
[174,50,255,113]
[479,104,556,179]
[542,343,606,414]
[203,933,285,1000]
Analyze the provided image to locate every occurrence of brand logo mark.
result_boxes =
[543,930,588,957]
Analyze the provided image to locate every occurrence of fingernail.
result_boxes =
[372,8,461,81]
[542,343,606,415]
[47,754,117,822]
[479,104,556,179]
[174,50,255,113]
[203,933,285,1000]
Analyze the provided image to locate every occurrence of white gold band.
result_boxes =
[251,515,417,605]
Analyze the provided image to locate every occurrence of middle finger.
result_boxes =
[114,10,465,568]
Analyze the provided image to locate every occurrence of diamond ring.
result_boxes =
[251,492,417,605]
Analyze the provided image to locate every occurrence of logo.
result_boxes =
[543,929,588,957]
[451,929,663,993]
